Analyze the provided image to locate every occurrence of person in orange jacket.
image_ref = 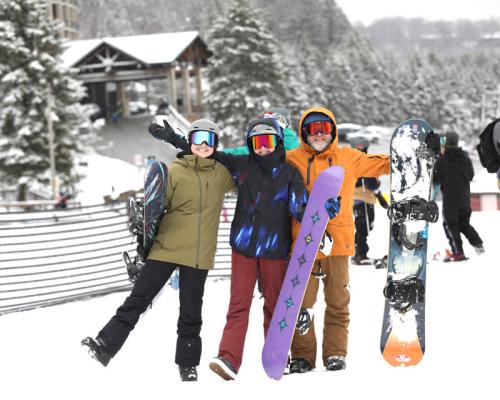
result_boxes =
[285,106,390,373]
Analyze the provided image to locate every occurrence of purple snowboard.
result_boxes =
[262,166,344,380]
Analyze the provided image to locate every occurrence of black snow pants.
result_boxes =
[442,205,483,255]
[97,259,208,367]
[354,202,374,258]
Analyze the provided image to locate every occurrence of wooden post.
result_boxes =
[195,66,203,107]
[168,65,177,109]
[183,64,192,116]
[117,82,129,117]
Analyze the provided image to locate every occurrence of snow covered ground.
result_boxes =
[2,156,499,400]
[75,153,144,205]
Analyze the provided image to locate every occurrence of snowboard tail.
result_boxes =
[262,166,344,380]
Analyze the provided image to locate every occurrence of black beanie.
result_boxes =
[445,131,459,147]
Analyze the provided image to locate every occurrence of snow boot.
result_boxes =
[209,356,237,381]
[443,253,467,262]
[81,336,112,367]
[288,358,312,374]
[326,355,346,371]
[352,255,372,265]
[474,245,485,255]
[178,366,198,382]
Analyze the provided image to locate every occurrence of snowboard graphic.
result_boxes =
[380,119,439,367]
[123,161,168,282]
[262,166,344,380]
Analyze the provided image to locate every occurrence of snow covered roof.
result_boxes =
[61,31,201,68]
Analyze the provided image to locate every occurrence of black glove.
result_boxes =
[325,196,341,219]
[148,120,190,151]
[148,119,175,141]
[425,131,441,156]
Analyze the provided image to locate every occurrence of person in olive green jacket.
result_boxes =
[81,119,235,382]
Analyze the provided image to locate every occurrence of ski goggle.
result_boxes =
[304,121,334,136]
[251,134,278,150]
[190,130,217,147]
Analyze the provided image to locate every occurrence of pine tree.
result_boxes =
[205,0,290,146]
[0,0,87,188]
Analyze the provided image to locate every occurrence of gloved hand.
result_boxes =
[148,120,190,151]
[425,131,441,156]
[148,119,175,141]
[375,191,389,209]
[324,197,341,219]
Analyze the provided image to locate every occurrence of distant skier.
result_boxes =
[81,119,236,382]
[434,131,484,261]
[350,137,385,265]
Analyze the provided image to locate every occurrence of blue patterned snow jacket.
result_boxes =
[215,145,307,259]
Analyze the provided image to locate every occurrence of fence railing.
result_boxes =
[0,197,236,315]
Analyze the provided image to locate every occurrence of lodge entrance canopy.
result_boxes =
[61,31,211,119]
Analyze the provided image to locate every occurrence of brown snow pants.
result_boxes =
[290,255,350,368]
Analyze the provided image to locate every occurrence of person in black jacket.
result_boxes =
[434,131,484,262]
[350,138,382,264]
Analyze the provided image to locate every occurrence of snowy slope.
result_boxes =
[1,209,498,399]
[1,156,499,400]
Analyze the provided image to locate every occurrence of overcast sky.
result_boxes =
[336,0,500,25]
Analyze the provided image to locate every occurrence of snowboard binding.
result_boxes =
[295,308,313,335]
[128,199,144,235]
[123,199,147,282]
[388,197,439,224]
[389,197,439,250]
[122,251,145,283]
[392,224,424,250]
[383,276,425,312]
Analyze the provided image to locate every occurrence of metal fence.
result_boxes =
[0,198,235,316]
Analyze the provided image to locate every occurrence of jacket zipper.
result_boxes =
[195,164,202,269]
[307,155,315,186]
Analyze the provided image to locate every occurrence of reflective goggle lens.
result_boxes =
[251,134,278,150]
[190,130,216,147]
[306,121,334,136]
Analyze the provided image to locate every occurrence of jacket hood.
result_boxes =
[298,107,338,154]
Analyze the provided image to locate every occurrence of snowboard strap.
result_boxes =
[392,224,424,251]
[388,197,439,224]
[383,276,425,312]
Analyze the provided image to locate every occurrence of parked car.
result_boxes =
[347,125,387,144]
[337,123,363,142]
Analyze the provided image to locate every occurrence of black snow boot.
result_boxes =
[288,358,312,374]
[179,366,198,382]
[81,336,112,367]
[326,355,346,371]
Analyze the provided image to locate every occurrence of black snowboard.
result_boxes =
[123,161,168,282]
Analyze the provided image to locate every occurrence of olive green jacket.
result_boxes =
[148,155,236,270]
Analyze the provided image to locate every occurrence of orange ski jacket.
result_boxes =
[286,107,390,258]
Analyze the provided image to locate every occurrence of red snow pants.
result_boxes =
[217,250,287,372]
